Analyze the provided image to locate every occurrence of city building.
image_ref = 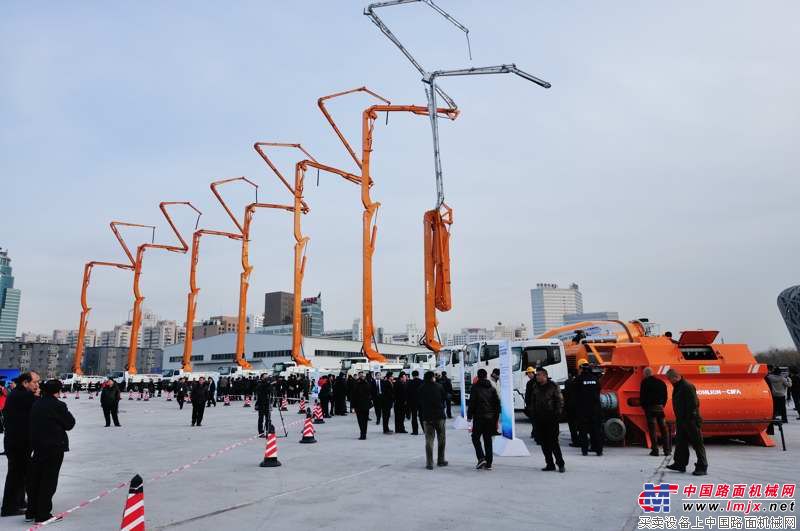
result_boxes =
[142,320,182,349]
[301,293,324,337]
[83,346,162,375]
[192,316,238,340]
[161,333,425,373]
[52,329,68,344]
[99,323,137,348]
[264,291,294,326]
[530,282,583,336]
[448,327,490,346]
[563,311,620,326]
[383,323,422,346]
[491,322,529,341]
[68,328,97,349]
[247,313,265,332]
[0,248,21,341]
[254,324,293,336]
[20,332,51,343]
[0,341,73,379]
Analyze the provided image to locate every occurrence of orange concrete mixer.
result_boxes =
[541,323,774,447]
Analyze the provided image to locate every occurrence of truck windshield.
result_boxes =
[521,346,561,369]
[480,344,499,362]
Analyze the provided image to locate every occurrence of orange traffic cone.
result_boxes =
[119,474,144,531]
[243,395,252,408]
[143,391,150,402]
[300,413,317,444]
[297,398,306,414]
[280,396,288,411]
[88,391,94,400]
[128,391,133,400]
[223,395,231,406]
[166,391,173,402]
[313,403,325,424]
[259,428,281,468]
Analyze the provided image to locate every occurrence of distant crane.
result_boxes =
[364,0,550,351]
[126,202,201,375]
[72,221,155,375]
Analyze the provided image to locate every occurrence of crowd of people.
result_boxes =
[2,360,798,524]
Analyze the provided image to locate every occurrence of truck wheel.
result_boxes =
[603,418,626,443]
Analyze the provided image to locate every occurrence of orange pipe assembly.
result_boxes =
[254,142,359,367]
[72,221,155,374]
[318,86,457,360]
[422,204,452,351]
[126,202,201,375]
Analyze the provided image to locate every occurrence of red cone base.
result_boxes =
[300,415,317,444]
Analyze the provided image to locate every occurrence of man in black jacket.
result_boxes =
[394,373,408,433]
[419,371,448,469]
[468,369,500,470]
[255,374,273,437]
[439,372,453,419]
[379,374,394,434]
[666,369,708,476]
[523,367,538,442]
[351,372,372,440]
[206,379,217,408]
[27,379,75,524]
[190,378,209,427]
[1,371,40,517]
[368,373,381,425]
[531,368,565,473]
[407,371,423,435]
[100,379,121,427]
[640,367,670,456]
[576,361,603,456]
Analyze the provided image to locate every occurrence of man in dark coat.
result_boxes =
[333,374,348,416]
[394,373,408,434]
[175,378,187,410]
[368,373,381,425]
[190,378,208,427]
[576,361,603,456]
[100,379,121,427]
[467,369,500,470]
[419,371,448,469]
[640,367,670,456]
[407,371,423,435]
[351,372,372,440]
[531,367,565,473]
[379,374,394,434]
[27,379,75,524]
[1,371,40,517]
[523,367,538,442]
[318,376,332,419]
[563,372,580,447]
[206,379,217,408]
[255,375,273,437]
[666,369,708,476]
[439,372,453,418]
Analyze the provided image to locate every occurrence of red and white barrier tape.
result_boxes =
[29,417,309,530]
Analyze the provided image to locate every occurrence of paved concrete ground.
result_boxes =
[1,397,797,530]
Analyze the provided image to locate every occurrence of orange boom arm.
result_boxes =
[72,221,155,374]
[127,202,201,375]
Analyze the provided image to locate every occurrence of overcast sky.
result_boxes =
[2,1,798,351]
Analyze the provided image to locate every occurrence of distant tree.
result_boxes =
[755,348,800,368]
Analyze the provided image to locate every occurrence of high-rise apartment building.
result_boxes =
[264,292,294,326]
[530,283,583,336]
[0,248,21,341]
[300,293,324,337]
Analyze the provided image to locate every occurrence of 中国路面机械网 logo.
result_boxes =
[638,483,680,512]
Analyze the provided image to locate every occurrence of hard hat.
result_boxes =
[578,359,589,368]
[525,366,535,374]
